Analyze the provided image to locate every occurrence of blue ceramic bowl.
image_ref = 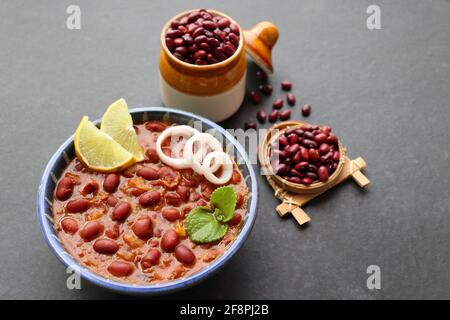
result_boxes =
[37,107,258,295]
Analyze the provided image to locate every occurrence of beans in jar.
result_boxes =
[52,121,248,284]
[271,124,341,185]
[165,9,240,65]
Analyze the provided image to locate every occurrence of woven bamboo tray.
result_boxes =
[258,121,370,226]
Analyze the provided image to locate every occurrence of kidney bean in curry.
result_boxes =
[52,121,248,284]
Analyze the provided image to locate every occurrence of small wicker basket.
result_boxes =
[258,120,370,225]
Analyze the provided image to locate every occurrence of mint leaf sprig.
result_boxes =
[185,186,238,244]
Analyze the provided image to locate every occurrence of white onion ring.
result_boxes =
[201,151,233,185]
[183,133,223,174]
[156,125,198,169]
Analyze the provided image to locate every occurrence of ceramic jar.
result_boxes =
[159,9,246,122]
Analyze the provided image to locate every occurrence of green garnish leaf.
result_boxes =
[185,207,228,243]
[210,186,237,223]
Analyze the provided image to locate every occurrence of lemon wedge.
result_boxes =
[100,98,144,162]
[74,116,136,172]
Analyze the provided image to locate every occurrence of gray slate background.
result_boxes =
[1,0,449,299]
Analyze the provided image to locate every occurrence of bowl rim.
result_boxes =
[36,106,258,295]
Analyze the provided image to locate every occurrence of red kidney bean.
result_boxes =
[174,245,196,264]
[292,150,302,163]
[61,218,78,234]
[145,121,166,132]
[174,37,184,46]
[279,135,288,146]
[161,229,179,252]
[137,167,159,180]
[230,23,239,35]
[106,223,120,239]
[112,201,131,221]
[250,90,261,105]
[145,148,159,164]
[308,149,320,162]
[300,147,309,162]
[139,191,161,207]
[223,42,236,56]
[287,144,300,155]
[107,261,134,277]
[318,166,329,182]
[162,208,181,222]
[327,134,338,145]
[165,192,182,206]
[259,84,273,95]
[281,81,292,91]
[166,29,183,38]
[256,110,267,123]
[55,177,74,201]
[287,93,296,106]
[141,249,161,268]
[287,176,302,184]
[303,139,318,149]
[315,133,328,145]
[229,213,242,226]
[256,70,268,81]
[176,185,190,202]
[80,221,104,242]
[244,121,257,130]
[288,133,298,145]
[319,143,330,155]
[66,199,89,213]
[93,239,119,254]
[273,98,284,109]
[303,131,315,140]
[132,217,153,240]
[322,126,332,134]
[294,161,309,171]
[333,151,340,162]
[106,196,118,207]
[218,18,230,28]
[301,104,311,116]
[280,110,291,120]
[306,172,318,181]
[268,110,279,122]
[202,20,217,30]
[103,174,120,193]
[302,177,313,185]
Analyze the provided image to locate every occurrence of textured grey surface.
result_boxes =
[0,0,449,299]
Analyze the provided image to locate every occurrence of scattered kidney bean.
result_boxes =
[174,245,196,264]
[249,90,261,105]
[107,261,134,277]
[137,167,159,180]
[161,229,179,252]
[139,191,161,207]
[93,239,119,254]
[259,84,273,95]
[244,121,257,130]
[281,81,292,91]
[80,221,104,242]
[268,110,279,122]
[279,110,291,120]
[61,218,78,234]
[287,93,296,106]
[273,98,284,109]
[132,217,153,240]
[256,110,267,123]
[103,174,120,193]
[112,201,132,221]
[141,249,161,268]
[256,70,268,81]
[55,177,74,201]
[301,104,311,116]
[66,199,90,213]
